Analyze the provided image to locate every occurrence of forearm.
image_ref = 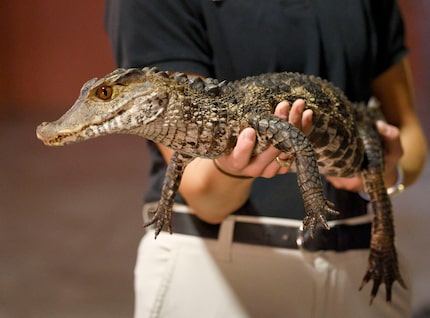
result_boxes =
[372,57,427,187]
[398,120,427,186]
[157,144,254,223]
[181,158,254,223]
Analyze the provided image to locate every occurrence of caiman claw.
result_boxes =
[359,247,407,304]
[303,195,338,237]
[144,205,173,238]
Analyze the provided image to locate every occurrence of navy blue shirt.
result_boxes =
[105,0,407,220]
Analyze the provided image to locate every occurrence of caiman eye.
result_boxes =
[95,85,113,100]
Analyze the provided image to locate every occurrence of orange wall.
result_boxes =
[0,0,114,113]
[0,0,428,124]
[398,0,430,99]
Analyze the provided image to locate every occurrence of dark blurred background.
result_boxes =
[0,1,429,317]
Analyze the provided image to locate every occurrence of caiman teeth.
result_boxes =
[36,122,86,146]
[38,130,75,146]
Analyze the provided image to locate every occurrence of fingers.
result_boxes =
[288,99,305,128]
[216,126,290,178]
[376,121,403,163]
[216,99,313,179]
[216,128,256,172]
[248,144,291,177]
[252,99,312,177]
[327,121,404,192]
[247,100,310,177]
[273,100,290,121]
[225,127,291,178]
[301,109,314,136]
[376,120,404,187]
[287,99,313,135]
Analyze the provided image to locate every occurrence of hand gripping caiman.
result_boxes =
[36,67,406,304]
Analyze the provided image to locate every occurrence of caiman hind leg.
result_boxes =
[144,151,193,238]
[252,115,338,235]
[359,167,406,304]
[357,109,406,303]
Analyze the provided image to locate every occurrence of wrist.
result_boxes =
[386,164,405,197]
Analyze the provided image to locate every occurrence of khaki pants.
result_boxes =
[134,207,411,318]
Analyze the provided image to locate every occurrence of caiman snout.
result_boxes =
[36,121,66,146]
[36,122,50,143]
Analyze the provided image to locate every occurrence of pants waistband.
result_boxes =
[143,202,372,252]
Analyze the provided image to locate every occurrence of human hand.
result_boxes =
[326,120,404,192]
[214,99,313,178]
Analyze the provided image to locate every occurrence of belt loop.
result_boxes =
[216,216,235,262]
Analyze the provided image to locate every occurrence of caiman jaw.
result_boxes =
[36,122,83,146]
[36,107,131,146]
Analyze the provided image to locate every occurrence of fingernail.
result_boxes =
[244,129,256,141]
[294,101,304,113]
[376,120,388,132]
[280,107,288,117]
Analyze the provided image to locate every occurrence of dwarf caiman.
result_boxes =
[36,67,406,304]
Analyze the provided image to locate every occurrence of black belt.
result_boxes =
[150,211,371,252]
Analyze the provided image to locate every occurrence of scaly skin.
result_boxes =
[356,105,406,303]
[360,168,406,304]
[36,67,405,303]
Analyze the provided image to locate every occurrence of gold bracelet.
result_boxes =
[213,159,253,179]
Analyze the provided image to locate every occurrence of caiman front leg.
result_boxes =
[359,167,406,304]
[252,115,338,235]
[144,151,193,238]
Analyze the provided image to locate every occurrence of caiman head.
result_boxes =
[36,67,170,146]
